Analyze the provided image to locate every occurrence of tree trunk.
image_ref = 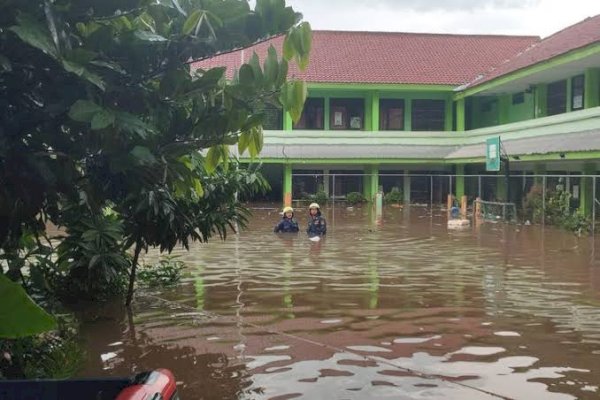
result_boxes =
[125,241,143,307]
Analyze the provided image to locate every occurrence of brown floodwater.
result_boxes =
[78,206,600,399]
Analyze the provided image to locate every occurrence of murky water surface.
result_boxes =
[79,206,600,399]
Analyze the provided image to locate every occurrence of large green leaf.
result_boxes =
[183,10,203,35]
[62,60,106,90]
[0,274,56,339]
[238,64,254,86]
[10,14,59,60]
[248,126,263,158]
[280,80,307,123]
[248,53,263,86]
[68,100,102,122]
[91,109,115,130]
[282,22,312,70]
[0,54,12,72]
[263,45,279,87]
[131,146,157,165]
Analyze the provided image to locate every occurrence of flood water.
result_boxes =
[78,206,600,399]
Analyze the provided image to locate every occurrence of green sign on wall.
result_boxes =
[486,136,501,172]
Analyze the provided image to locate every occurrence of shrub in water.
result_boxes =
[522,185,591,235]
[138,257,185,287]
[312,191,328,205]
[384,187,403,204]
[345,192,366,205]
[0,317,84,379]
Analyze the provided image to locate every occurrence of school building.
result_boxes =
[194,15,600,214]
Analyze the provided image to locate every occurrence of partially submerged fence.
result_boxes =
[291,172,600,231]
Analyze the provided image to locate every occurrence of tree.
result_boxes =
[0,0,311,319]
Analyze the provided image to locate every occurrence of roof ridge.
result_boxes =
[463,13,600,90]
[313,29,539,39]
[540,13,600,40]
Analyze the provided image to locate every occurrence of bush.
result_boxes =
[345,192,366,205]
[384,187,403,204]
[522,184,544,223]
[138,256,185,287]
[0,317,84,379]
[29,206,131,303]
[312,191,328,205]
[522,185,591,235]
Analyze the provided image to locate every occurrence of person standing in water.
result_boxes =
[307,203,327,237]
[274,206,299,233]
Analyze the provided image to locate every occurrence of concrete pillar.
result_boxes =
[283,163,292,206]
[585,68,600,109]
[534,84,547,118]
[363,170,371,200]
[371,92,380,131]
[444,97,453,131]
[370,166,379,201]
[323,169,330,197]
[365,95,372,132]
[566,75,573,112]
[404,99,412,131]
[455,164,465,198]
[283,111,293,130]
[363,165,379,202]
[403,170,411,204]
[324,96,331,130]
[579,163,596,216]
[455,98,465,131]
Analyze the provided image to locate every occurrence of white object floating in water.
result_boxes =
[101,352,118,362]
[309,236,321,242]
[494,331,521,337]
[346,345,392,353]
[265,345,290,351]
[447,219,470,229]
[452,346,506,356]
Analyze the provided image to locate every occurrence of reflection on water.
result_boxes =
[79,206,600,399]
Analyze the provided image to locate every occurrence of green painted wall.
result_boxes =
[498,94,511,125]
[506,92,534,123]
[585,68,600,109]
[470,96,499,128]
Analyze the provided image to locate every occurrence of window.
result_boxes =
[294,98,324,129]
[512,92,525,105]
[379,99,404,130]
[262,105,283,130]
[571,75,584,110]
[411,99,445,131]
[330,98,364,130]
[547,80,566,116]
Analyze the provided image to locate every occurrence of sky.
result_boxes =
[283,0,600,38]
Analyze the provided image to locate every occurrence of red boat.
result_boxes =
[0,369,179,400]
[116,369,179,400]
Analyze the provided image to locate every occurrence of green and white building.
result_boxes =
[195,15,600,213]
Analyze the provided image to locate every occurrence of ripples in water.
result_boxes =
[79,207,600,399]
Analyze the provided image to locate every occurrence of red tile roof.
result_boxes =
[192,31,538,86]
[466,14,600,89]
